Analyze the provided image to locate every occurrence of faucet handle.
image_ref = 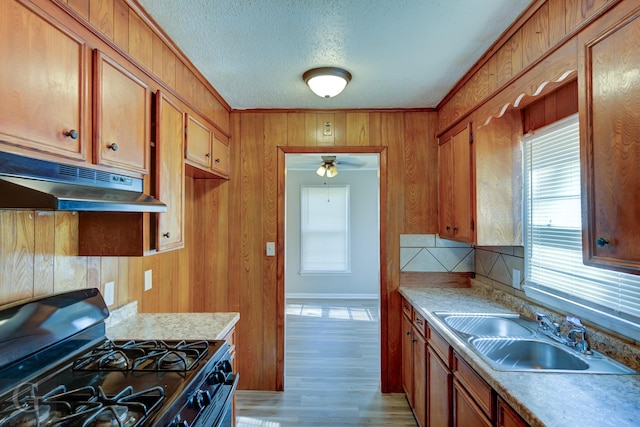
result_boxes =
[566,315,584,329]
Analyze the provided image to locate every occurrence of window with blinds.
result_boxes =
[523,114,640,339]
[300,185,350,273]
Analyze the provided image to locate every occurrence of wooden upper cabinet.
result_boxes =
[185,114,212,169]
[185,113,230,179]
[94,50,150,175]
[0,0,88,161]
[580,11,640,274]
[474,110,523,246]
[211,131,230,178]
[439,122,473,243]
[155,91,185,252]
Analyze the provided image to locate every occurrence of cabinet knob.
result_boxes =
[453,227,458,233]
[446,226,451,231]
[595,237,609,247]
[205,153,211,158]
[406,331,411,336]
[63,129,78,139]
[215,158,221,163]
[163,232,171,238]
[107,142,119,152]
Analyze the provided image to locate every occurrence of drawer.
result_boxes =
[402,297,413,319]
[454,352,494,420]
[428,325,452,368]
[413,311,427,337]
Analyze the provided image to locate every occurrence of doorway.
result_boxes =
[276,146,389,391]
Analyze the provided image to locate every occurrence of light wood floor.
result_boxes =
[235,299,417,427]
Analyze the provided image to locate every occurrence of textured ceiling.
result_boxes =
[138,0,532,110]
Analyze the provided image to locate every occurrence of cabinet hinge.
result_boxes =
[469,132,474,144]
[184,126,188,136]
[471,219,475,231]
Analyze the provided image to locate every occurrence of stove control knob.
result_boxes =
[191,390,211,410]
[207,371,226,385]
[219,360,233,373]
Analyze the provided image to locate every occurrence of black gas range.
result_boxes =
[0,288,238,427]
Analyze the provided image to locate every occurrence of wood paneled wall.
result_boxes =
[228,110,439,392]
[438,0,618,133]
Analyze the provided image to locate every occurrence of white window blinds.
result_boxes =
[523,114,640,332]
[300,185,350,273]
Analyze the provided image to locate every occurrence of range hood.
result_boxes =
[0,151,166,212]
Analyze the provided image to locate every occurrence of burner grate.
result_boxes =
[72,340,209,372]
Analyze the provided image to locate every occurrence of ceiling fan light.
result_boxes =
[326,164,339,178]
[303,67,352,98]
[316,164,327,176]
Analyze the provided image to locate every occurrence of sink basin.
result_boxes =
[472,338,589,371]
[441,314,535,337]
[432,312,638,374]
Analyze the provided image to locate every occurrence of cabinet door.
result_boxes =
[0,0,88,160]
[185,115,212,169]
[497,396,528,427]
[438,139,454,238]
[94,50,150,174]
[439,123,473,242]
[427,346,452,427]
[451,124,473,242]
[453,379,492,427]
[211,132,230,177]
[155,91,185,252]
[413,329,427,427]
[581,12,640,273]
[402,314,414,407]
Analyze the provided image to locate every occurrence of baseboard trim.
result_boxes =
[286,293,379,300]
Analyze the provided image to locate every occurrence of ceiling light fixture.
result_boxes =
[316,156,339,178]
[303,67,352,98]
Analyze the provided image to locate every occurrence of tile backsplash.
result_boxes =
[400,234,474,272]
[475,246,525,289]
[400,235,524,289]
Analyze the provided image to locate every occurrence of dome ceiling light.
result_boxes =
[303,67,352,98]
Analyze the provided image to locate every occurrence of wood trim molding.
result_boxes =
[437,0,623,136]
[276,145,389,391]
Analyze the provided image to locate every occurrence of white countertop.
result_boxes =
[399,285,640,427]
[105,301,240,341]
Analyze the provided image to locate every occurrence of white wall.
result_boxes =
[285,168,379,298]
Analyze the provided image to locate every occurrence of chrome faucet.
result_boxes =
[566,316,591,354]
[535,312,563,341]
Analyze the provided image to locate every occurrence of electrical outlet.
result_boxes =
[144,269,153,291]
[104,281,115,306]
[266,242,275,256]
[512,269,521,288]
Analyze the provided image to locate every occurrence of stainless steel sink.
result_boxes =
[471,338,636,374]
[439,313,535,337]
[472,338,588,371]
[432,312,638,374]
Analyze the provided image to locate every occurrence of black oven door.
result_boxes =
[193,373,239,427]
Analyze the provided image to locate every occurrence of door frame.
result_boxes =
[276,146,389,391]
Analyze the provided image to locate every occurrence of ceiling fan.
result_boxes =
[315,155,366,178]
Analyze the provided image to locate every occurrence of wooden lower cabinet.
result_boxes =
[497,397,527,427]
[402,313,414,407]
[427,345,452,427]
[413,331,427,427]
[402,300,530,427]
[401,300,427,427]
[453,378,492,427]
